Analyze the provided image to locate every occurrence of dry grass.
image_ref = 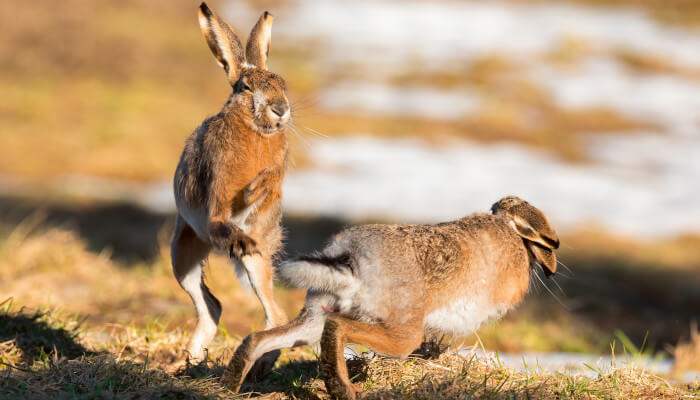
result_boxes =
[583,0,700,28]
[0,304,700,399]
[612,49,700,80]
[0,220,306,334]
[514,0,700,28]
[562,229,700,272]
[1,304,698,399]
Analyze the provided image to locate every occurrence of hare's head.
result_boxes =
[198,2,290,135]
[492,196,560,277]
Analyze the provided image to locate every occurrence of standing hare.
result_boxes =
[171,2,291,363]
[222,196,560,399]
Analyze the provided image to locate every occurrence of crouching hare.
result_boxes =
[171,2,291,363]
[222,196,560,399]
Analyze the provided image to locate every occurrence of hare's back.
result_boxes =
[422,215,530,336]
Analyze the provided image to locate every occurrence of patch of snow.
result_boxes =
[319,82,480,119]
[283,136,700,238]
[469,349,700,383]
[532,58,700,134]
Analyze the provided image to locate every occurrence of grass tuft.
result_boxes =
[671,322,700,377]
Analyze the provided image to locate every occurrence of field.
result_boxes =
[1,199,699,398]
[1,0,700,398]
[2,303,697,399]
[2,0,700,182]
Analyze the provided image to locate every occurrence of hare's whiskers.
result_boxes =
[303,125,329,138]
[557,260,574,277]
[550,276,566,295]
[533,266,569,310]
[288,123,313,149]
[529,270,540,294]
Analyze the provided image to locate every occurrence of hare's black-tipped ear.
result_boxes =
[198,2,245,84]
[528,243,557,277]
[495,196,560,276]
[245,11,273,69]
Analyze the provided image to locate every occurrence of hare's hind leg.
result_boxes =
[238,253,288,328]
[222,304,326,391]
[320,316,423,400]
[235,252,288,377]
[171,214,219,361]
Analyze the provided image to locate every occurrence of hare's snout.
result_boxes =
[265,101,290,129]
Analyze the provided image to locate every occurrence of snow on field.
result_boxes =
[470,350,700,383]
[7,132,694,238]
[532,58,700,134]
[227,0,700,68]
[320,83,480,119]
[283,135,700,238]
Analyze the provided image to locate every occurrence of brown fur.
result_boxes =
[171,2,291,363]
[222,197,560,399]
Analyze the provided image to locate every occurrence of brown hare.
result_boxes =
[222,196,559,399]
[171,2,291,362]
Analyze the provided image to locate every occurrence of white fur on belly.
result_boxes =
[424,297,510,337]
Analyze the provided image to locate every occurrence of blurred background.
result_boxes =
[1,0,698,374]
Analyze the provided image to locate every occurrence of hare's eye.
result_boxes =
[236,79,252,93]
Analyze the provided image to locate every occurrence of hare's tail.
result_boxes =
[278,253,357,293]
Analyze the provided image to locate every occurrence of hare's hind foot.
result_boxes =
[223,310,325,392]
[321,316,422,400]
[221,338,281,391]
[221,335,257,391]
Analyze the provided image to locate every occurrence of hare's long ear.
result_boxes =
[507,203,560,250]
[245,12,273,69]
[527,243,557,277]
[198,2,245,84]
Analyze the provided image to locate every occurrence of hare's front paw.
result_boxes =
[229,233,260,259]
[243,167,273,206]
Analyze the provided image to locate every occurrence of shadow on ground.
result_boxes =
[0,195,348,264]
[0,307,95,366]
[0,354,224,399]
[240,359,324,399]
[551,250,700,352]
[0,312,329,400]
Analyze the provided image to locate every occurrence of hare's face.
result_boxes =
[491,195,560,276]
[198,3,290,135]
[235,68,290,135]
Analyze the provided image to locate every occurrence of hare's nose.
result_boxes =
[270,102,288,117]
